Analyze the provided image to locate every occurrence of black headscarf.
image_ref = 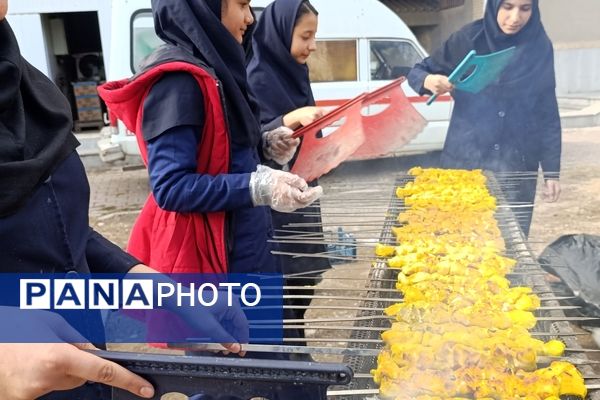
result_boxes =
[431,0,555,93]
[247,0,314,126]
[151,0,261,147]
[0,20,79,218]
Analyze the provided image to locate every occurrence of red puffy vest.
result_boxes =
[98,62,230,274]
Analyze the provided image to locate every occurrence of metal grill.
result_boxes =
[329,172,600,399]
[105,171,600,400]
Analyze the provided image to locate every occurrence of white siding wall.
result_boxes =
[555,46,600,95]
[9,14,51,76]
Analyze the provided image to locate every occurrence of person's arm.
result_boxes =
[262,115,285,132]
[143,73,254,213]
[407,31,465,96]
[127,265,247,355]
[407,57,454,97]
[85,235,248,353]
[0,343,154,400]
[536,86,562,202]
[86,229,141,274]
[145,73,321,214]
[0,307,154,400]
[147,126,254,213]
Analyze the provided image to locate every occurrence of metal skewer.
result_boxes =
[244,304,581,312]
[252,315,600,325]
[250,325,590,338]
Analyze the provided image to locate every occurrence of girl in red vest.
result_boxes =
[99,0,322,275]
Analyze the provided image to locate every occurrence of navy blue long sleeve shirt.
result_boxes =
[142,72,277,273]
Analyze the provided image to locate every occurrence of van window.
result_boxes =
[131,10,164,73]
[369,40,422,81]
[130,8,267,74]
[307,40,358,83]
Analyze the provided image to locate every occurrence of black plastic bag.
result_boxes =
[538,234,600,318]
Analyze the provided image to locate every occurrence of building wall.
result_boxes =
[540,0,600,95]
[412,0,485,54]
[540,0,600,45]
[7,0,112,76]
[435,0,476,49]
[408,0,600,95]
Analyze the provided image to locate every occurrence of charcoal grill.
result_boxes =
[103,171,600,400]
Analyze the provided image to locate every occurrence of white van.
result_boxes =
[10,0,452,161]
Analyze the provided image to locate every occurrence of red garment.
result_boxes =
[98,62,230,273]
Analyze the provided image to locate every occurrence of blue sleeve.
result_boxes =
[86,229,140,273]
[146,125,254,213]
[536,87,561,180]
[262,115,285,132]
[407,57,449,96]
[408,33,458,96]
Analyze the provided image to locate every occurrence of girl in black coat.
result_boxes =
[247,0,331,351]
[408,0,561,237]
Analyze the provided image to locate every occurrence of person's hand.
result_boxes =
[423,74,454,96]
[249,165,323,212]
[283,106,325,129]
[127,265,249,355]
[543,179,561,203]
[262,126,300,166]
[175,289,249,356]
[0,308,154,400]
[0,343,155,400]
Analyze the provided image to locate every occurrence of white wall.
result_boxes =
[555,46,600,95]
[538,0,600,95]
[9,14,51,76]
[7,0,112,78]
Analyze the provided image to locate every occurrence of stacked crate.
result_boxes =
[72,81,103,131]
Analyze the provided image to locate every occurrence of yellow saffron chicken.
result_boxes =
[371,168,586,400]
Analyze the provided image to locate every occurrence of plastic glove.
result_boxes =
[249,165,323,212]
[262,126,300,166]
[127,266,249,354]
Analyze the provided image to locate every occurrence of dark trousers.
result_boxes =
[506,172,538,238]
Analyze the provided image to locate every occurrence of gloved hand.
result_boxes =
[249,165,323,212]
[149,275,249,350]
[262,126,300,166]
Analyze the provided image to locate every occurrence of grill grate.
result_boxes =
[102,171,600,400]
[331,172,599,399]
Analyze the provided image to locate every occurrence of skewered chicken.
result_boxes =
[371,168,585,400]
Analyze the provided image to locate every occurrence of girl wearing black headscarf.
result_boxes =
[1,2,248,396]
[99,0,322,276]
[0,2,157,398]
[247,0,330,350]
[408,0,561,237]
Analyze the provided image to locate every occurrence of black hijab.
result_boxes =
[0,20,78,218]
[431,0,555,93]
[151,0,261,147]
[247,0,314,126]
